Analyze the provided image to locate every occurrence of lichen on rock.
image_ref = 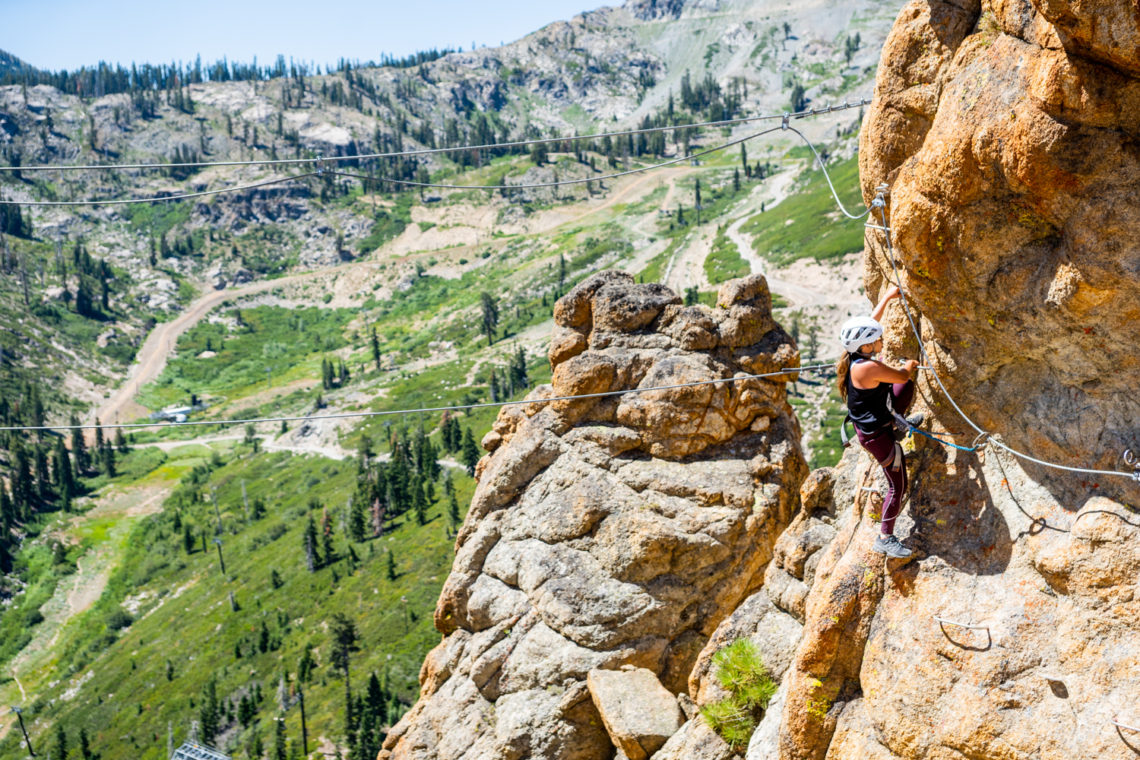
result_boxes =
[378,271,807,760]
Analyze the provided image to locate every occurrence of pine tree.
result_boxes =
[53,437,74,510]
[328,612,360,734]
[53,724,67,760]
[370,330,381,371]
[10,440,33,519]
[94,421,105,464]
[273,714,287,760]
[479,292,499,347]
[183,522,194,554]
[348,497,367,542]
[298,646,315,683]
[259,621,271,653]
[386,549,397,581]
[303,515,320,571]
[0,482,12,533]
[70,415,89,474]
[461,428,480,477]
[79,728,92,760]
[447,492,460,534]
[34,444,53,502]
[412,481,427,526]
[102,439,116,478]
[199,678,221,745]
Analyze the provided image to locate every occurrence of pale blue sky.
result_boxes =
[1,0,620,72]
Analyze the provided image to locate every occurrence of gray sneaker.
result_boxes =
[894,412,924,441]
[872,534,913,559]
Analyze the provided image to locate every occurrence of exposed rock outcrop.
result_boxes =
[759,2,1140,759]
[378,271,807,760]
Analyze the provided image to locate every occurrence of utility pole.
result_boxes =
[11,706,35,756]
[213,538,226,576]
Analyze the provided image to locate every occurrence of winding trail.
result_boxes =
[94,168,680,432]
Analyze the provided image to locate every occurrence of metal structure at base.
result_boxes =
[171,742,230,760]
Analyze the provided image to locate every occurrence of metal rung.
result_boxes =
[1115,717,1140,733]
[932,615,989,631]
[864,223,891,232]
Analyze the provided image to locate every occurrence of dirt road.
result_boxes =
[94,167,681,431]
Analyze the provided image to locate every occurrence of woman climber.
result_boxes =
[836,285,923,559]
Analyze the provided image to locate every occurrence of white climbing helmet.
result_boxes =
[839,316,883,353]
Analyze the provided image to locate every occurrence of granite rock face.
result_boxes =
[759,2,1140,759]
[378,272,808,760]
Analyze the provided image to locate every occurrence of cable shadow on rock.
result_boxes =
[1117,724,1140,757]
[933,617,993,652]
[906,437,1013,576]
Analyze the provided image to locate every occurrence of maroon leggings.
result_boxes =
[854,381,914,536]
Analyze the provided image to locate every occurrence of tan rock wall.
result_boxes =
[378,272,808,760]
[771,1,1140,759]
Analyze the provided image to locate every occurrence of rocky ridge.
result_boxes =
[378,270,808,760]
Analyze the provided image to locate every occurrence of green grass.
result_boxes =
[742,155,865,265]
[137,305,355,411]
[355,195,413,255]
[0,446,475,760]
[704,225,751,285]
[0,446,174,673]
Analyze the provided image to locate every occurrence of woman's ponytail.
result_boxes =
[836,352,852,403]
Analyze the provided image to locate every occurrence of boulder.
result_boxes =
[586,667,684,760]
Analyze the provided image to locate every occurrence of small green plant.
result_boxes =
[699,638,777,750]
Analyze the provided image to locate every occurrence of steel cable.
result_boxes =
[0,99,871,174]
[0,363,838,433]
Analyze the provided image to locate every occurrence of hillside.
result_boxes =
[0,0,908,758]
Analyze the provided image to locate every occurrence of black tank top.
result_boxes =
[846,356,893,433]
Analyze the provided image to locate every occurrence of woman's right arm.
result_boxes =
[854,358,917,386]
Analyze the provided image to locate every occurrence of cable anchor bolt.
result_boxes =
[316,153,325,176]
[1124,449,1140,481]
[782,113,790,130]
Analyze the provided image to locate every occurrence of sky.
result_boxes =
[1,0,621,72]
